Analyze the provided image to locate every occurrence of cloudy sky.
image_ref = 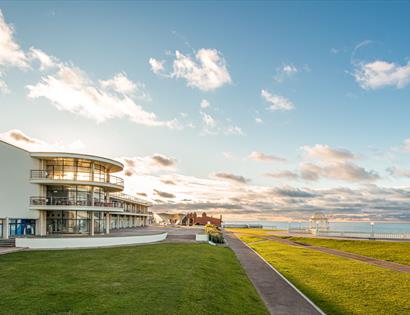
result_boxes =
[1,2,410,221]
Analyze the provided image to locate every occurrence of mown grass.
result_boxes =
[238,235,410,315]
[0,243,268,315]
[226,228,280,236]
[288,236,410,266]
[237,235,266,243]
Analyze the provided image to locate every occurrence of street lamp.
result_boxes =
[370,222,375,238]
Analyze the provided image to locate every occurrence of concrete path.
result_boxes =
[0,247,25,255]
[225,233,323,315]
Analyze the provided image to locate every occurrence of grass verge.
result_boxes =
[288,236,410,266]
[0,243,268,315]
[238,235,410,315]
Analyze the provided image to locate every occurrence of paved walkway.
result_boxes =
[225,233,323,315]
[0,247,25,255]
[244,234,410,274]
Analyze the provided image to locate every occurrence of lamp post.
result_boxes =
[370,222,375,238]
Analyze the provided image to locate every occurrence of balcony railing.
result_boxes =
[30,170,124,187]
[30,196,123,209]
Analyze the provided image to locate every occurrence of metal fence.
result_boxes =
[287,228,410,240]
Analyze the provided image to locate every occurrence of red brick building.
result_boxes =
[181,212,222,227]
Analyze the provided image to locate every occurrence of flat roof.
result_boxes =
[30,152,124,173]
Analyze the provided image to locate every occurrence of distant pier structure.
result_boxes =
[309,212,329,232]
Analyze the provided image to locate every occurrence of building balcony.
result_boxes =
[30,170,124,191]
[29,197,124,212]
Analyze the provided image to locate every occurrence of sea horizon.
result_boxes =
[225,220,410,233]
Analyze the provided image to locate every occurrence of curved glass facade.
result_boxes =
[30,158,124,188]
[46,211,107,234]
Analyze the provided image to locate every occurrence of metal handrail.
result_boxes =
[30,170,124,187]
[29,196,123,208]
[110,192,152,206]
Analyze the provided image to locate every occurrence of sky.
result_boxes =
[1,1,410,221]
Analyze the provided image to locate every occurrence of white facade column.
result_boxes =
[105,213,110,234]
[90,211,95,236]
[36,211,47,236]
[3,217,9,239]
[91,187,95,206]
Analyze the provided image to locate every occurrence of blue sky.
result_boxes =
[1,2,410,221]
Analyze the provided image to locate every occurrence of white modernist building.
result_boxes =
[0,140,152,240]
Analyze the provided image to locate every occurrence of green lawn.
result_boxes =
[288,236,410,266]
[238,235,410,315]
[0,244,268,315]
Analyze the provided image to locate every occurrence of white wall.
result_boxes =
[15,233,168,249]
[0,141,40,219]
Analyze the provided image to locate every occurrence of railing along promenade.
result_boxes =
[288,228,410,240]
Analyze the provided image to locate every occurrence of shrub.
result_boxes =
[205,224,224,244]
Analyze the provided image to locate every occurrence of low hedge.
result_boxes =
[205,224,224,244]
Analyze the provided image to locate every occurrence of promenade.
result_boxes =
[225,232,324,315]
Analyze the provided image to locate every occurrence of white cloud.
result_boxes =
[302,144,355,162]
[300,162,379,182]
[387,166,410,178]
[0,79,10,94]
[99,72,151,100]
[274,64,298,82]
[298,145,375,182]
[28,47,58,70]
[200,111,216,128]
[249,151,286,162]
[354,60,410,89]
[264,170,299,180]
[200,99,210,109]
[151,48,232,91]
[148,58,165,75]
[211,172,249,184]
[283,64,297,75]
[261,89,294,111]
[199,111,242,136]
[0,129,84,152]
[0,10,28,69]
[120,154,177,176]
[224,125,243,135]
[172,49,231,91]
[0,9,29,92]
[27,64,179,128]
[400,138,410,152]
[255,117,263,124]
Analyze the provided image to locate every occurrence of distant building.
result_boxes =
[181,212,222,227]
[153,213,185,225]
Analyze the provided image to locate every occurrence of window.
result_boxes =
[8,219,36,237]
[46,210,90,234]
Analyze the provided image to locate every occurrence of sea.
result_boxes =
[224,221,410,233]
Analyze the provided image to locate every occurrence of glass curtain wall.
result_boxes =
[45,159,108,182]
[46,211,107,234]
[94,212,106,234]
[46,211,90,234]
[46,186,106,206]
